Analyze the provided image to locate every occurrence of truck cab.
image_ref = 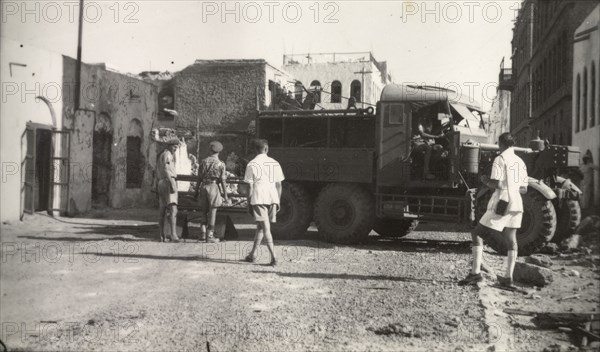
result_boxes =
[376,84,487,189]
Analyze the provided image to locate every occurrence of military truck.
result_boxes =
[256,84,582,255]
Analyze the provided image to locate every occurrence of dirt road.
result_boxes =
[1,210,598,351]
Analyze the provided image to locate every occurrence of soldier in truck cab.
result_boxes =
[412,114,445,180]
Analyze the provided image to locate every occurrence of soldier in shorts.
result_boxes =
[157,138,181,242]
[244,139,285,266]
[194,141,227,243]
[459,133,528,288]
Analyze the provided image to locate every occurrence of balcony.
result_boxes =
[498,68,515,91]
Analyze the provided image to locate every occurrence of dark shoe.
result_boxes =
[245,254,256,263]
[270,258,277,266]
[481,262,493,274]
[198,232,206,242]
[496,275,516,289]
[206,236,220,243]
[458,273,483,286]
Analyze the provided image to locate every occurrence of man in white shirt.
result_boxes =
[459,133,528,288]
[244,139,285,266]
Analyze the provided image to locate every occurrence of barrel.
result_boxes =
[461,144,480,174]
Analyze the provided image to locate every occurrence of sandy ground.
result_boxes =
[1,209,598,352]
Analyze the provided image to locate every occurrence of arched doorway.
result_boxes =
[92,113,113,207]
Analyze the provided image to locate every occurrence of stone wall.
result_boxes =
[174,60,291,166]
[63,57,159,213]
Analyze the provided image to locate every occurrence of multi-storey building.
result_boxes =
[281,52,392,109]
[506,0,598,147]
[573,4,599,208]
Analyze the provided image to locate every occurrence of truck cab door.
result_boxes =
[376,102,411,187]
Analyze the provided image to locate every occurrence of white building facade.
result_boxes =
[573,5,600,208]
[282,52,392,110]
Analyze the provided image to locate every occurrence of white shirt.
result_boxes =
[479,147,528,232]
[244,154,285,205]
[487,147,528,213]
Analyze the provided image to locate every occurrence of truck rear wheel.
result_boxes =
[374,219,419,238]
[475,189,557,256]
[314,183,375,243]
[271,182,313,240]
[553,200,581,243]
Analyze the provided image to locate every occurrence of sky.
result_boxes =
[2,0,521,110]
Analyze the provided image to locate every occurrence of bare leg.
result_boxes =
[261,220,276,263]
[504,227,518,280]
[169,205,179,240]
[159,206,166,242]
[249,222,264,259]
[207,208,218,232]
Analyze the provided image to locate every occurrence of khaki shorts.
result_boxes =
[251,204,277,223]
[199,183,223,210]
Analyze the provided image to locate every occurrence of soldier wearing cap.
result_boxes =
[194,141,228,243]
[157,137,181,242]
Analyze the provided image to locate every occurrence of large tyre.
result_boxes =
[271,182,313,240]
[374,219,419,238]
[475,189,557,256]
[553,200,581,243]
[314,183,375,243]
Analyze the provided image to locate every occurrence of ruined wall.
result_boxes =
[0,38,64,222]
[63,57,158,213]
[174,60,268,166]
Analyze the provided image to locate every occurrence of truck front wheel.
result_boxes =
[271,182,313,240]
[553,200,581,243]
[314,183,375,243]
[477,189,557,256]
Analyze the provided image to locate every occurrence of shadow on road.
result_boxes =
[253,270,455,284]
[93,252,250,265]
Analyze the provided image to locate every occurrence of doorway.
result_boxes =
[35,129,52,211]
[92,113,113,208]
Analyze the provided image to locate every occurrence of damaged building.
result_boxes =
[1,37,161,222]
[148,59,293,164]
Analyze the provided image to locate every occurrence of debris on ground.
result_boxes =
[505,309,600,348]
[513,262,555,286]
[526,254,554,268]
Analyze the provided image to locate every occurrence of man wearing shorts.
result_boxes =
[194,141,227,243]
[244,139,284,266]
[157,138,181,242]
[459,132,528,288]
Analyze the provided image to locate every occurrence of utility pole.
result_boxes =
[75,0,84,110]
[354,66,372,109]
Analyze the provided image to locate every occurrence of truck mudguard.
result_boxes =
[475,177,557,201]
[527,177,556,200]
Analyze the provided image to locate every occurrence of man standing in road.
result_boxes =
[579,154,599,211]
[194,141,227,243]
[157,138,182,242]
[244,139,284,266]
[459,132,528,288]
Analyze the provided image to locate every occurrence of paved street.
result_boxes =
[2,210,598,351]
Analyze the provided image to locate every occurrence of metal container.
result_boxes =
[461,144,480,174]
